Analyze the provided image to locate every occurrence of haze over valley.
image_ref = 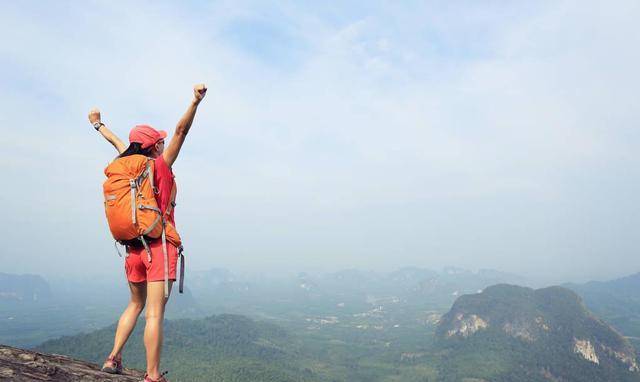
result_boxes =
[4,267,640,380]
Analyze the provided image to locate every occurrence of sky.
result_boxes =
[1,1,639,284]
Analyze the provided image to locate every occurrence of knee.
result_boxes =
[144,306,164,321]
[130,301,145,313]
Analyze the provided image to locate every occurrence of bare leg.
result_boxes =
[107,282,147,360]
[144,281,172,380]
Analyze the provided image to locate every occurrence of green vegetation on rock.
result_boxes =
[435,284,640,382]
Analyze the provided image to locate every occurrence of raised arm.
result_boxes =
[163,84,207,167]
[88,108,127,154]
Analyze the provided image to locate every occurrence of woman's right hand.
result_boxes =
[88,107,102,125]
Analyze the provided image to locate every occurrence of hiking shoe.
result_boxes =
[143,371,169,382]
[101,355,123,374]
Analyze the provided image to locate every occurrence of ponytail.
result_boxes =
[119,142,153,158]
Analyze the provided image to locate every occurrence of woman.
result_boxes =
[88,84,207,382]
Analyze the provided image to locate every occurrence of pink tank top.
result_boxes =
[153,155,176,226]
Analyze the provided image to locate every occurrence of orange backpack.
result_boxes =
[103,154,183,297]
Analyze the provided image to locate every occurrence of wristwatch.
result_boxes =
[93,122,105,131]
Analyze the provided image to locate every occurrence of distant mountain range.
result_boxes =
[0,272,203,348]
[0,273,52,302]
[35,282,640,381]
[566,272,640,351]
[566,272,640,316]
[435,284,640,382]
[9,269,640,381]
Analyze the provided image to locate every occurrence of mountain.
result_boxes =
[434,284,640,382]
[18,277,640,381]
[566,273,640,343]
[0,273,52,302]
[566,272,640,315]
[36,314,324,382]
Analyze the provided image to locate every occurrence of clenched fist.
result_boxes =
[88,107,101,124]
[193,84,207,104]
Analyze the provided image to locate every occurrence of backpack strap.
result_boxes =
[140,158,174,298]
[138,204,161,213]
[162,182,183,296]
[178,245,185,294]
[129,179,137,225]
[146,158,159,195]
[114,241,128,258]
[138,205,162,238]
[161,218,169,298]
[139,236,152,263]
[164,181,178,217]
[141,213,162,236]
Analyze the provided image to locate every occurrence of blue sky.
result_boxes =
[1,1,640,284]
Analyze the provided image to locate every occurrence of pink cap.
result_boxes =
[129,125,167,149]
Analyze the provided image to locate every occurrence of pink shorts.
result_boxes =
[125,240,178,283]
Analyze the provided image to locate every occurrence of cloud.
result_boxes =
[1,1,639,283]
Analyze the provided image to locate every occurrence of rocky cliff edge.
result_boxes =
[0,344,143,381]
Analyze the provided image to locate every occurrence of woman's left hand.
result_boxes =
[193,84,207,104]
[88,107,102,124]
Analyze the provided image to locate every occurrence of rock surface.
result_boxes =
[0,344,143,381]
[574,338,599,364]
[446,313,488,337]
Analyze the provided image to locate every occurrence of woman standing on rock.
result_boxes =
[88,84,207,382]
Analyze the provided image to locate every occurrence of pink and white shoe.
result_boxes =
[101,355,123,374]
[143,371,169,382]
